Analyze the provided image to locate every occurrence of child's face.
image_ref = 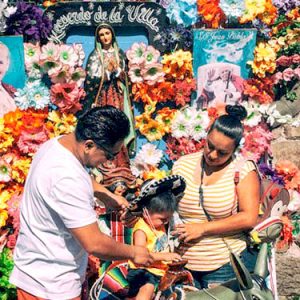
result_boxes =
[148,211,173,229]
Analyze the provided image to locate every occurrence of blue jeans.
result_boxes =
[189,246,258,289]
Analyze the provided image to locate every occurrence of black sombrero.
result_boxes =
[128,175,186,212]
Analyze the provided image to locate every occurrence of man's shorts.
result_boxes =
[127,268,161,297]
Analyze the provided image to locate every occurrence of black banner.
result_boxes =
[44,1,168,51]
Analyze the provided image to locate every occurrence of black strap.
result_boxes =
[199,157,212,221]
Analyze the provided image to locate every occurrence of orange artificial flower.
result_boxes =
[132,83,152,104]
[275,160,299,179]
[197,0,226,28]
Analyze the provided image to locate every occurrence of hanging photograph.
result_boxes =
[193,29,257,108]
[0,35,26,117]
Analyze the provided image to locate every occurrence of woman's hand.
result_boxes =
[173,223,207,243]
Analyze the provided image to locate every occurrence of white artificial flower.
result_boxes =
[130,155,147,178]
[189,119,207,141]
[265,104,292,126]
[242,100,263,127]
[138,143,163,166]
[171,111,190,139]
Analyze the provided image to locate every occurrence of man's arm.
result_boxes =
[92,178,129,210]
[70,222,153,265]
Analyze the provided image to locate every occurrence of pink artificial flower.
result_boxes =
[40,42,60,71]
[241,124,273,162]
[7,193,22,217]
[282,68,295,81]
[71,67,86,87]
[272,72,283,84]
[17,127,49,155]
[24,43,41,68]
[126,42,147,65]
[50,82,85,114]
[276,55,292,67]
[58,44,79,67]
[143,46,160,64]
[40,42,60,61]
[128,64,144,83]
[291,54,300,64]
[7,233,17,249]
[142,63,165,85]
[294,67,300,80]
[49,64,71,84]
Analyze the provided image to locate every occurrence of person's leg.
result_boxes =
[135,283,155,300]
[189,270,203,289]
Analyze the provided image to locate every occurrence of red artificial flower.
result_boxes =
[17,126,49,155]
[50,82,85,114]
[166,136,205,161]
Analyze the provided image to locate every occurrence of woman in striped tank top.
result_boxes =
[172,105,260,289]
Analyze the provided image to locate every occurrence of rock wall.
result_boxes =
[272,118,300,298]
[271,119,300,169]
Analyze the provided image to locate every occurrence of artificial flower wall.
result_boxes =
[0,0,300,298]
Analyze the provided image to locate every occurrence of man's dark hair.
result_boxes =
[145,191,178,214]
[75,105,130,148]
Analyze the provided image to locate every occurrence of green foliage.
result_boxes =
[0,248,17,300]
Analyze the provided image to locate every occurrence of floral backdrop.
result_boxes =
[0,0,300,298]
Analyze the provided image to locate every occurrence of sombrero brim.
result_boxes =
[128,175,186,212]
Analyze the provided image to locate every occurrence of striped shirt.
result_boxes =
[172,151,255,271]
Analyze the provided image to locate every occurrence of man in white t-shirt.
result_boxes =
[10,106,153,300]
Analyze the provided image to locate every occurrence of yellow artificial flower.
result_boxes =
[285,28,300,45]
[240,0,277,25]
[254,42,277,62]
[155,107,177,133]
[140,119,166,142]
[248,42,277,78]
[0,210,8,227]
[135,113,152,132]
[143,167,167,181]
[239,0,266,23]
[144,100,157,115]
[162,50,193,77]
[46,111,77,138]
[0,190,10,210]
[286,8,300,21]
[0,118,14,153]
[11,157,32,183]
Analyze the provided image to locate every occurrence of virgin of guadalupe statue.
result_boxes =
[83,23,137,191]
[83,23,136,157]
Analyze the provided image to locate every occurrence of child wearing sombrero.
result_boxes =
[126,175,186,300]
